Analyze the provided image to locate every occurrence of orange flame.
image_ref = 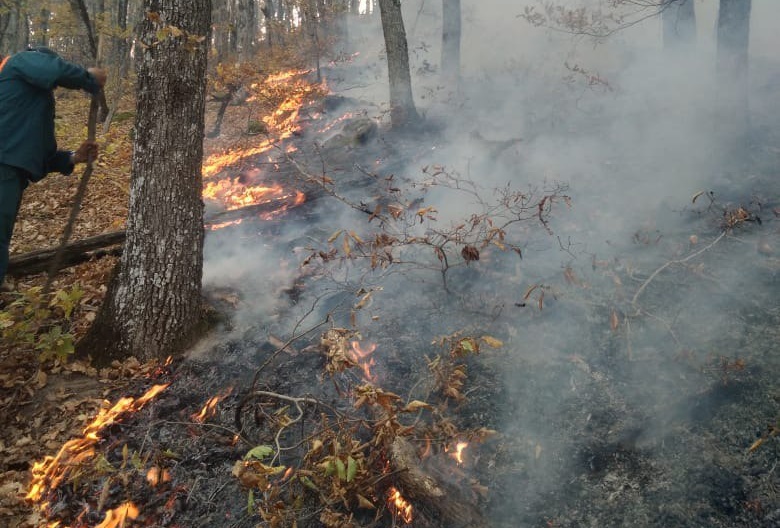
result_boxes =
[203,68,316,178]
[387,486,413,524]
[451,441,468,465]
[191,386,234,423]
[26,384,170,504]
[207,218,244,231]
[349,341,377,382]
[95,502,139,528]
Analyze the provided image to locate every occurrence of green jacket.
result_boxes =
[0,47,100,181]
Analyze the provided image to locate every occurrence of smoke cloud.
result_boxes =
[202,1,780,525]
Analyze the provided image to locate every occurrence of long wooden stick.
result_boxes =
[43,92,101,295]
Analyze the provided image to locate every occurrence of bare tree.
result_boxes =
[662,0,695,50]
[236,0,256,62]
[441,0,460,89]
[80,0,211,363]
[717,0,751,139]
[377,0,418,126]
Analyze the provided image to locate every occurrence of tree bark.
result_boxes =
[440,0,460,89]
[717,0,751,140]
[79,0,212,364]
[662,0,695,50]
[377,0,418,127]
[237,0,257,62]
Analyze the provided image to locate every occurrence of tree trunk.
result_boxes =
[213,0,231,61]
[440,0,460,89]
[36,7,50,47]
[79,0,211,364]
[717,0,751,141]
[237,0,256,62]
[662,0,695,50]
[377,0,418,127]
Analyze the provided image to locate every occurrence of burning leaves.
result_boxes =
[320,328,378,382]
[94,501,139,528]
[26,383,169,521]
[191,386,234,423]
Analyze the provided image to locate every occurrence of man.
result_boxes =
[0,47,106,287]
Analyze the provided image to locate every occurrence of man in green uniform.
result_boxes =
[0,47,106,287]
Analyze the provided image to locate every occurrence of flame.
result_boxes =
[451,441,468,465]
[349,341,377,382]
[387,486,413,524]
[317,111,354,134]
[203,68,317,178]
[95,502,139,528]
[208,218,243,231]
[191,386,234,423]
[27,384,170,504]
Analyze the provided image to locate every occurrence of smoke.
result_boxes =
[201,1,780,525]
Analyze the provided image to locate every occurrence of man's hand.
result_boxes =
[87,67,107,88]
[72,141,98,164]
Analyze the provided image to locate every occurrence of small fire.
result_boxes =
[27,384,170,505]
[191,386,234,423]
[95,502,139,528]
[207,218,243,231]
[317,111,354,134]
[349,340,377,382]
[203,68,317,178]
[387,486,413,524]
[451,441,468,465]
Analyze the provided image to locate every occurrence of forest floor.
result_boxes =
[0,67,314,526]
[2,54,780,528]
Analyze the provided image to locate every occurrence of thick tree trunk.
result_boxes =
[377,0,418,127]
[440,0,460,89]
[662,0,695,50]
[79,0,211,364]
[717,0,751,140]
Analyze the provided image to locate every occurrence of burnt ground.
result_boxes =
[4,56,780,528]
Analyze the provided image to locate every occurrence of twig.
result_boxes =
[631,231,726,310]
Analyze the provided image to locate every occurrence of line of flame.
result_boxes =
[26,384,170,505]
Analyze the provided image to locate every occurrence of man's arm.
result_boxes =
[9,48,102,94]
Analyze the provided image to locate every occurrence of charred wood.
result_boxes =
[388,435,488,528]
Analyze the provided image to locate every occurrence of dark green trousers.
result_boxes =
[0,164,27,286]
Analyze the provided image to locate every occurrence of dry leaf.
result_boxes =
[480,336,503,348]
[610,310,620,332]
[357,494,375,509]
[35,370,47,389]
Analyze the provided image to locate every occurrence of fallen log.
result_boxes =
[7,230,125,277]
[389,435,488,528]
[7,191,321,277]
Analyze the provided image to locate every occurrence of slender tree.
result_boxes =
[440,0,460,88]
[662,0,695,50]
[377,0,418,126]
[717,0,751,139]
[80,0,212,363]
[236,0,256,62]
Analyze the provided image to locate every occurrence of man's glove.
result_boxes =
[71,141,99,165]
